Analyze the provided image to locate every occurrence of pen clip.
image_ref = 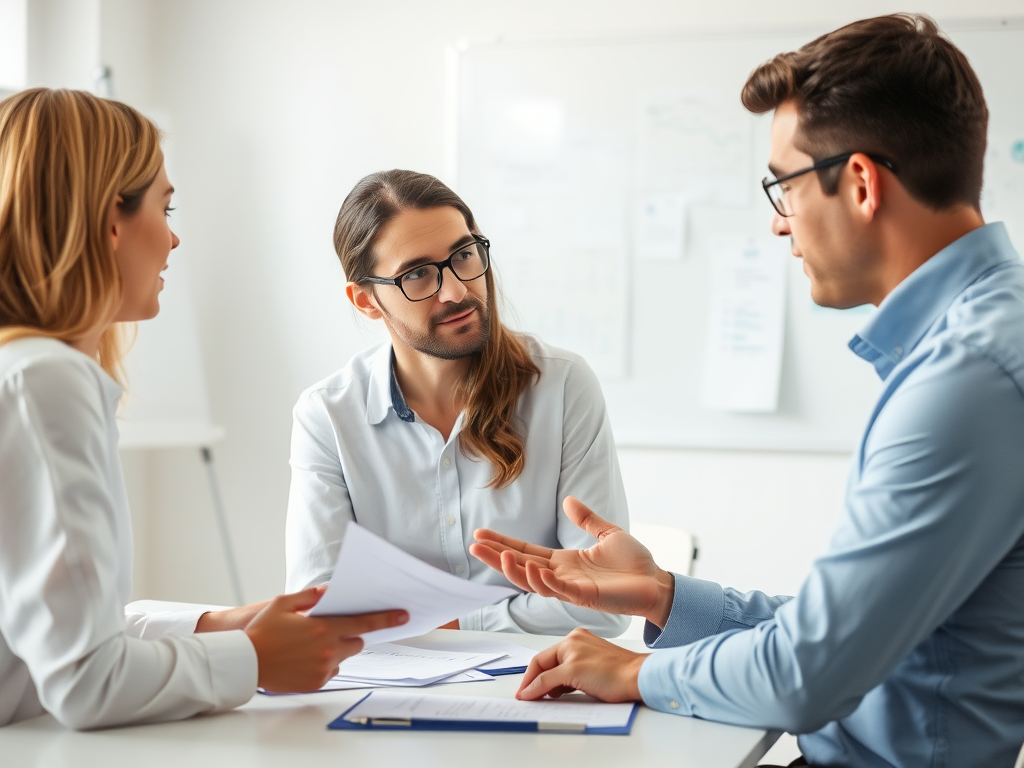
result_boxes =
[537,721,586,733]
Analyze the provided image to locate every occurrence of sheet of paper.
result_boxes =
[395,636,537,672]
[344,691,635,729]
[700,236,788,412]
[321,669,495,692]
[308,523,517,645]
[634,194,689,261]
[332,643,504,685]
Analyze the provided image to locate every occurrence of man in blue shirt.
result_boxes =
[472,14,1024,768]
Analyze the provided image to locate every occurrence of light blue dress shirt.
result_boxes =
[638,223,1024,768]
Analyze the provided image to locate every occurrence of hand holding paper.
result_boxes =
[308,523,517,644]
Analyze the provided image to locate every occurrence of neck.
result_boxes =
[873,203,985,305]
[70,330,104,359]
[391,340,473,441]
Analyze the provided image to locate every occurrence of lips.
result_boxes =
[438,308,475,325]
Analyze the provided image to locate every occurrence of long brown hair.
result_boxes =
[741,13,988,210]
[334,169,540,488]
[0,88,163,382]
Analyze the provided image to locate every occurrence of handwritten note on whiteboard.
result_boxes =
[700,236,788,412]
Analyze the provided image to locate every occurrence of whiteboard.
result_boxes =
[451,19,1024,452]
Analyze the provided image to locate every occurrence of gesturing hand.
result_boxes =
[516,629,646,703]
[470,496,675,626]
[244,587,408,693]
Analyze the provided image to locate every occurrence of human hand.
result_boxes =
[516,629,646,703]
[471,496,675,626]
[437,619,460,630]
[244,587,408,693]
[195,600,270,633]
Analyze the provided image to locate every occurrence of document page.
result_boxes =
[333,644,504,684]
[344,691,635,729]
[396,636,537,672]
[308,523,518,644]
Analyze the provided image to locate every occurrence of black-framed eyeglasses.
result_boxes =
[762,152,898,217]
[360,236,491,302]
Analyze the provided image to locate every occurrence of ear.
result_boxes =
[346,281,384,320]
[845,153,883,223]
[108,195,125,252]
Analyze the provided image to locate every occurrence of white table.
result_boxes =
[0,629,778,768]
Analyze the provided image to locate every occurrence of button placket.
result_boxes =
[438,446,470,578]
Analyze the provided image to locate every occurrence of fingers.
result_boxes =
[499,550,536,592]
[472,528,555,559]
[274,585,329,618]
[327,609,408,638]
[563,496,621,541]
[518,644,561,692]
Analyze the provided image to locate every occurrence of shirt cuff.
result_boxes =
[644,573,725,649]
[637,648,693,715]
[459,608,484,632]
[193,629,259,711]
[128,609,208,640]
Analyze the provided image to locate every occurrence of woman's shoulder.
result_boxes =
[0,337,110,394]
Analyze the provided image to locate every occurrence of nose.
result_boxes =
[770,211,791,238]
[171,229,181,249]
[436,265,468,303]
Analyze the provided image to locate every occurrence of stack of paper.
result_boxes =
[322,644,504,690]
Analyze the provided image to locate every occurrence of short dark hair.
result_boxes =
[741,14,988,210]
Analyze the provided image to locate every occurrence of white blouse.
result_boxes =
[285,336,630,637]
[0,338,256,729]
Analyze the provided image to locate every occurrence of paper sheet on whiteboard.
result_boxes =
[700,236,788,412]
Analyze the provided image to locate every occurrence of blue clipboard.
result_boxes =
[328,692,638,735]
[480,665,528,677]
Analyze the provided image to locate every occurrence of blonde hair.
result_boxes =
[0,88,163,382]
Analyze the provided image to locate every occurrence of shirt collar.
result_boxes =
[365,343,415,425]
[849,222,1019,380]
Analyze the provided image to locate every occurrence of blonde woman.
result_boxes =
[0,88,407,730]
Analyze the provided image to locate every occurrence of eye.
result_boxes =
[402,266,431,283]
[165,206,176,218]
[452,248,475,263]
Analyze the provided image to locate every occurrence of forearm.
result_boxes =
[645,574,792,649]
[35,631,257,730]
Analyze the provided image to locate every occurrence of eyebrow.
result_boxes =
[767,164,782,177]
[393,234,476,274]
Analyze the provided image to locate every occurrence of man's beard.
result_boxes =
[383,296,491,361]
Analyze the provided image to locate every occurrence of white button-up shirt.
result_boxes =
[0,338,256,729]
[286,336,629,636]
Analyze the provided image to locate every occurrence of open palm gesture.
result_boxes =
[470,497,675,626]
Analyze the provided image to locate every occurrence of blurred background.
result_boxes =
[1,0,1020,607]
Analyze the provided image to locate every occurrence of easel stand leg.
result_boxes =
[200,447,245,606]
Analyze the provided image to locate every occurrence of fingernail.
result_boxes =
[396,612,409,625]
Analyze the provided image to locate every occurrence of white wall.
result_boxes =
[100,0,1021,604]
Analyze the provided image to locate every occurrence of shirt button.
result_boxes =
[669,700,679,709]
[455,565,465,574]
[446,515,456,526]
[894,346,903,359]
[442,457,451,468]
